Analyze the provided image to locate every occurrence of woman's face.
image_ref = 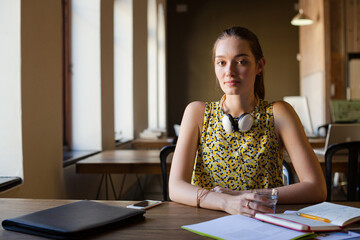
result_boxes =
[214,37,263,96]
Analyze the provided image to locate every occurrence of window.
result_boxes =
[114,0,134,141]
[0,0,23,178]
[71,0,102,150]
[147,0,166,131]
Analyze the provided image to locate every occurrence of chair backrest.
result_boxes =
[160,145,294,201]
[283,161,294,186]
[173,124,180,136]
[160,145,176,201]
[325,141,360,201]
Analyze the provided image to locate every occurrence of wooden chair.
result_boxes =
[325,141,360,201]
[160,145,295,201]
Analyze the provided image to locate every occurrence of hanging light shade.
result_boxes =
[291,9,313,26]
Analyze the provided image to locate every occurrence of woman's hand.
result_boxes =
[216,187,276,217]
[213,186,251,195]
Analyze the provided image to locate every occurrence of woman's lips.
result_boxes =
[224,80,239,86]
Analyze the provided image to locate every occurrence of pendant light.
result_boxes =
[291,9,313,26]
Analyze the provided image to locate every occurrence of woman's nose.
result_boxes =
[225,62,235,76]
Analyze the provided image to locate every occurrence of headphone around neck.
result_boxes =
[220,95,257,133]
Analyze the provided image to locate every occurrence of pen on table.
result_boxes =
[297,212,331,223]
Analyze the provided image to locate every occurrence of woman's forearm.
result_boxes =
[169,180,279,216]
[169,180,226,211]
[276,181,326,204]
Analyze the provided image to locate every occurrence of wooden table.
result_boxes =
[76,150,171,200]
[131,138,174,149]
[1,198,360,239]
[76,150,166,175]
[284,151,351,175]
[308,137,326,148]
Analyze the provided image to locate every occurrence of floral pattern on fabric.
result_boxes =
[191,100,284,190]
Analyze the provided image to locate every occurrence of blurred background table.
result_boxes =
[131,137,174,149]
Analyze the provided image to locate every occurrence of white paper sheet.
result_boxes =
[182,214,313,240]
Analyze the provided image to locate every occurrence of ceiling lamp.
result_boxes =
[291,9,313,26]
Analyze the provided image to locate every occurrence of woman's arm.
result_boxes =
[168,101,205,206]
[169,101,273,216]
[273,101,327,204]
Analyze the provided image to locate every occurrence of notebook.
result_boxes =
[2,200,145,239]
[182,214,317,240]
[255,202,360,232]
[313,123,360,155]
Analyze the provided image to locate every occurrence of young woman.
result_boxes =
[168,27,326,217]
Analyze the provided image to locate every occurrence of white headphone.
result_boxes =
[220,95,257,133]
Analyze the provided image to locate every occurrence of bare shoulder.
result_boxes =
[185,101,206,111]
[184,101,206,119]
[272,100,298,122]
[179,101,206,139]
[272,100,305,138]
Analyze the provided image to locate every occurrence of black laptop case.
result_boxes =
[2,200,145,239]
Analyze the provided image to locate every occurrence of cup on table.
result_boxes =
[255,188,279,213]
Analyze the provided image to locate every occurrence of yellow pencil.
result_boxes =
[297,213,331,223]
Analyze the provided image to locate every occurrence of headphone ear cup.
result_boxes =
[238,113,254,132]
[222,114,234,133]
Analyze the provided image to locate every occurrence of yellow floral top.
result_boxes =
[191,99,284,190]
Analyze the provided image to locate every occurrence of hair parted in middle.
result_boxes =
[212,26,265,99]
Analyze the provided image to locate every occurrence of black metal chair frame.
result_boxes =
[325,141,360,201]
[160,145,176,201]
[160,145,295,201]
[283,160,294,185]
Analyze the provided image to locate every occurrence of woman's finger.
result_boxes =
[241,194,274,215]
[248,200,273,213]
[213,186,240,195]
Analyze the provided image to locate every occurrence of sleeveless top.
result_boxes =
[191,99,284,190]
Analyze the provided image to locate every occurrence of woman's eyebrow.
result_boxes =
[215,53,250,58]
[234,54,250,58]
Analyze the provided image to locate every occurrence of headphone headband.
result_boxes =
[220,95,258,133]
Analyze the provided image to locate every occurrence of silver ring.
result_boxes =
[245,200,251,209]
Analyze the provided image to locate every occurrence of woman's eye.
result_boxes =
[238,60,247,65]
[217,61,225,66]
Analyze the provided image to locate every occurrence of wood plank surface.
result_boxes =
[76,150,171,174]
[1,199,360,239]
[131,138,174,149]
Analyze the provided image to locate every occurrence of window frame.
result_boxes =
[62,0,72,150]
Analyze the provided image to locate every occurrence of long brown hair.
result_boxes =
[212,27,265,99]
